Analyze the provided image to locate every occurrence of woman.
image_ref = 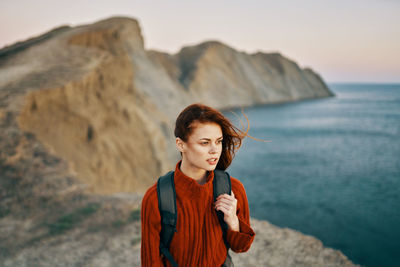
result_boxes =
[141,103,255,266]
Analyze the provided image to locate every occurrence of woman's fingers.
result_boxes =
[215,203,236,216]
[215,191,240,230]
[215,203,232,213]
[215,190,237,217]
[215,202,233,210]
[217,193,236,201]
[215,198,233,206]
[217,196,237,207]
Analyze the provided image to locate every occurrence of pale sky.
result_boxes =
[1,0,399,83]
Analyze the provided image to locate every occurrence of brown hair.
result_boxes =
[174,103,249,170]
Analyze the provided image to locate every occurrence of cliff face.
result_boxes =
[150,41,332,110]
[1,17,173,194]
[0,16,352,267]
[0,17,333,194]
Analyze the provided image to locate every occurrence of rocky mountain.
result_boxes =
[0,16,355,266]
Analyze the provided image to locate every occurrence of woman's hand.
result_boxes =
[215,190,240,232]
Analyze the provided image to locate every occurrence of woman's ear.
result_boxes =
[176,137,185,153]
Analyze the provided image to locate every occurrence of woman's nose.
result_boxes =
[209,144,218,154]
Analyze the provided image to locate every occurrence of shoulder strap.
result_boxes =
[157,171,179,267]
[213,169,232,198]
[213,169,232,235]
[213,169,234,267]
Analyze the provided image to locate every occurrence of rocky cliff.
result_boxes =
[0,16,354,266]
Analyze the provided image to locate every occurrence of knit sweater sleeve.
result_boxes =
[141,184,164,267]
[226,177,255,253]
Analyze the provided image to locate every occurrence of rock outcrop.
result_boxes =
[231,219,357,267]
[0,17,333,194]
[0,16,352,266]
[150,41,332,109]
[1,17,173,195]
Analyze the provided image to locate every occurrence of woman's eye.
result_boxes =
[201,142,209,145]
[217,140,223,144]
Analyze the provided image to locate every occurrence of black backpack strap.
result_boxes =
[213,169,234,267]
[157,171,179,267]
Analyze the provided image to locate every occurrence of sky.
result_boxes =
[0,0,399,83]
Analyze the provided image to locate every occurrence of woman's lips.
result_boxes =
[207,158,218,165]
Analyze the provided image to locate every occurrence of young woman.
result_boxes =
[141,103,255,266]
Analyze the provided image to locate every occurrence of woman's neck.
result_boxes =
[179,160,208,185]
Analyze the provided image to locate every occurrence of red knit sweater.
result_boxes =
[141,161,255,266]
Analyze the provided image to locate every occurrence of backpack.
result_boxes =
[157,169,234,267]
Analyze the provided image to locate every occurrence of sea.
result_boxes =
[225,83,400,267]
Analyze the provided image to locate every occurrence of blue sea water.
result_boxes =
[225,84,400,267]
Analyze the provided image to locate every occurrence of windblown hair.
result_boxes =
[174,103,249,170]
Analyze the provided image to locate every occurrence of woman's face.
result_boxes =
[177,122,223,172]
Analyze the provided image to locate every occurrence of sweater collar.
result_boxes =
[174,161,214,195]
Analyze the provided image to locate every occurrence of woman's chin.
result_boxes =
[205,164,218,171]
